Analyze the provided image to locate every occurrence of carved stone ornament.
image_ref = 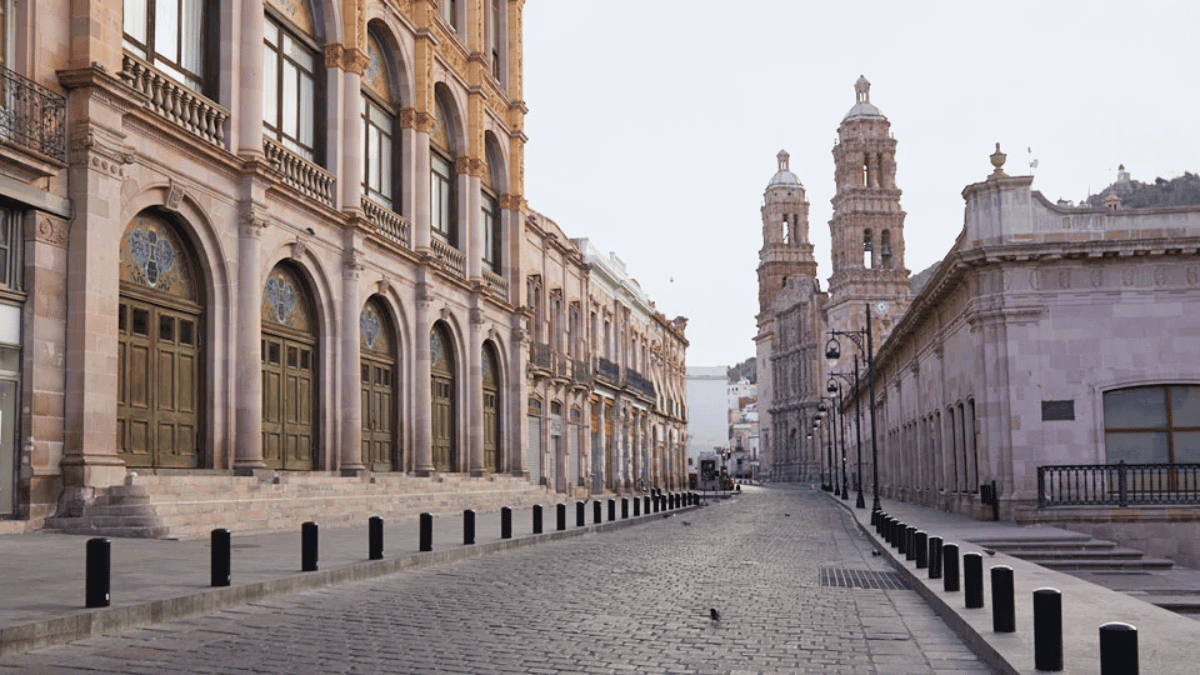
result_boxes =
[290,238,307,261]
[239,202,269,237]
[412,111,436,134]
[455,156,484,177]
[499,193,522,211]
[377,277,394,297]
[417,282,435,306]
[344,251,364,276]
[470,307,484,325]
[399,108,417,130]
[440,306,452,322]
[164,181,186,212]
[37,216,69,248]
[325,43,346,69]
[343,47,370,76]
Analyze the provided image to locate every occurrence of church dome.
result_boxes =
[768,150,802,188]
[842,75,886,122]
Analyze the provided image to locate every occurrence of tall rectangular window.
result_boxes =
[123,0,207,92]
[263,17,316,161]
[442,0,458,30]
[362,96,395,209]
[0,208,18,292]
[489,0,501,79]
[430,153,454,245]
[482,195,498,271]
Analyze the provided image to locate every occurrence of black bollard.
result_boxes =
[964,552,984,608]
[1099,622,1138,675]
[532,504,543,534]
[464,509,476,545]
[897,522,907,554]
[85,538,111,608]
[211,529,231,587]
[943,543,960,592]
[556,503,566,531]
[871,510,879,527]
[1033,588,1063,672]
[301,521,319,571]
[928,536,944,579]
[368,517,384,560]
[906,527,917,561]
[622,497,629,519]
[633,497,641,517]
[653,496,660,514]
[991,565,1015,633]
[577,501,586,527]
[501,506,512,539]
[644,495,650,514]
[914,531,928,569]
[608,498,616,521]
[419,513,433,552]
[594,500,602,524]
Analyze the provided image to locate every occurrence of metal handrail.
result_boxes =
[0,64,66,161]
[1038,462,1200,508]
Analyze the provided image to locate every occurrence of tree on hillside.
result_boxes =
[1085,171,1200,209]
[727,357,756,384]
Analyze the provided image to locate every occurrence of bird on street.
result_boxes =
[710,608,720,621]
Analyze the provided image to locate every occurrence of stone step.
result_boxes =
[1035,557,1175,572]
[999,547,1147,562]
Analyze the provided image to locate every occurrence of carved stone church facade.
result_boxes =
[757,77,910,482]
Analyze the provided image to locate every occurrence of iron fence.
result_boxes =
[0,65,66,162]
[1037,461,1200,507]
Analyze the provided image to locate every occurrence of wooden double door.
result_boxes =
[117,296,202,468]
[261,331,316,470]
[361,355,395,471]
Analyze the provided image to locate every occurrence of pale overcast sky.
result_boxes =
[521,1,1200,369]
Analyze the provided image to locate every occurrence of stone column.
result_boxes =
[234,204,266,471]
[237,0,264,158]
[467,308,484,475]
[339,252,365,473]
[508,310,529,477]
[413,281,433,476]
[462,165,482,279]
[339,54,364,212]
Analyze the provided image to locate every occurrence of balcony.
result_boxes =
[361,197,411,249]
[263,137,335,208]
[530,342,552,370]
[430,238,465,278]
[482,268,508,299]
[119,53,227,150]
[626,367,656,401]
[0,64,66,162]
[596,357,620,384]
[572,359,592,388]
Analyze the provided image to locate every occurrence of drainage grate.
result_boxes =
[820,568,909,590]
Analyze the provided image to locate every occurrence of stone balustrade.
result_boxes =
[431,238,465,278]
[119,53,228,149]
[263,137,336,208]
[362,197,411,249]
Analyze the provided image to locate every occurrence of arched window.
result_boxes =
[862,228,873,268]
[880,230,892,269]
[482,136,503,272]
[430,91,457,247]
[1104,386,1200,464]
[263,0,321,162]
[123,0,213,94]
[362,29,400,212]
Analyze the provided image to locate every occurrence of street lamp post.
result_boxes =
[826,304,881,513]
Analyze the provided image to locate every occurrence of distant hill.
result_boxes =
[1085,171,1200,209]
[727,357,756,384]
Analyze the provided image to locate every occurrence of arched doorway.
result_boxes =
[360,298,396,471]
[482,342,501,472]
[430,323,457,472]
[117,212,204,469]
[261,264,317,470]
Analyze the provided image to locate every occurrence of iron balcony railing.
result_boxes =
[1038,462,1200,508]
[0,64,66,162]
[529,342,551,370]
[596,357,620,384]
[626,368,656,400]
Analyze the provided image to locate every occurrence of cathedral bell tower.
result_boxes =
[826,76,910,343]
[757,150,817,316]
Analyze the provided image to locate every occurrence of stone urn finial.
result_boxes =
[990,142,1008,178]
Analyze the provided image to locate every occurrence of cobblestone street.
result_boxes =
[1,487,996,674]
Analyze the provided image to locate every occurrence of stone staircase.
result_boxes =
[968,533,1176,572]
[45,472,563,540]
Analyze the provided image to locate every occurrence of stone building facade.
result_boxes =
[0,0,687,534]
[856,151,1200,534]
